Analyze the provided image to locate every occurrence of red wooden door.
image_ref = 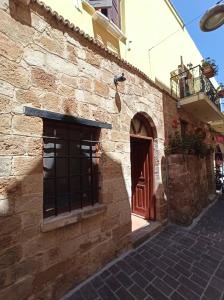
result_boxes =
[131,137,151,219]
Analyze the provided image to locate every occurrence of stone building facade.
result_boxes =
[0,0,217,299]
[0,1,169,299]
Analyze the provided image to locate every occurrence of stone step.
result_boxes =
[132,220,166,248]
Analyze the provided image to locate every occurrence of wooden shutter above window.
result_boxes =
[107,0,120,28]
[88,0,112,9]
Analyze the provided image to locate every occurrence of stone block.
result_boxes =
[0,32,23,61]
[0,95,12,113]
[0,157,11,177]
[0,275,33,300]
[24,49,78,77]
[11,156,42,176]
[21,173,43,195]
[94,79,109,97]
[86,51,101,67]
[0,80,14,98]
[12,256,42,282]
[66,44,77,64]
[112,222,131,242]
[31,68,56,91]
[57,83,75,97]
[0,246,22,268]
[31,13,48,33]
[15,88,41,109]
[0,56,30,88]
[25,137,42,156]
[0,215,21,237]
[14,195,42,214]
[0,9,34,46]
[34,35,64,57]
[0,269,12,289]
[0,135,26,156]
[40,91,63,113]
[0,114,11,134]
[22,233,57,258]
[12,115,42,136]
[21,211,42,229]
[60,74,78,88]
[78,77,93,92]
[0,176,22,201]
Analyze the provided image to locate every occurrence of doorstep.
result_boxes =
[132,219,165,248]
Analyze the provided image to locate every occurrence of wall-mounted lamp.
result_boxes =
[114,73,126,86]
[200,2,224,31]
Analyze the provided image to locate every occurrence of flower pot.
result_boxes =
[217,89,224,98]
[202,65,215,78]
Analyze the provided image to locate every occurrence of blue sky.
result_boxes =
[171,0,224,84]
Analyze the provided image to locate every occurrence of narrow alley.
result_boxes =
[65,198,224,300]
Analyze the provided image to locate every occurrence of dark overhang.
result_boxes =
[24,106,112,129]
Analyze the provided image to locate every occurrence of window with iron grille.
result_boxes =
[43,119,100,218]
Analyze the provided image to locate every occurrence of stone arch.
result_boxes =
[130,112,157,139]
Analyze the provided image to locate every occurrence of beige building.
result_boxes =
[0,0,222,299]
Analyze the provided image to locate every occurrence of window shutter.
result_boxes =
[107,0,120,28]
[88,0,112,9]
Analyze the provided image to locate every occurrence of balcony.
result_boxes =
[170,65,223,124]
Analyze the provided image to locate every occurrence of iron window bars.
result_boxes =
[43,119,101,218]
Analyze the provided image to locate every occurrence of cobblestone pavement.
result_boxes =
[66,198,224,300]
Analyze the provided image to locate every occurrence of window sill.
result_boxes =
[92,11,126,42]
[41,203,106,232]
[82,0,96,15]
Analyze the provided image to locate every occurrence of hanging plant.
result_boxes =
[216,83,224,98]
[201,57,218,78]
[165,131,213,158]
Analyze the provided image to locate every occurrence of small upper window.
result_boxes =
[43,120,100,218]
[89,0,121,28]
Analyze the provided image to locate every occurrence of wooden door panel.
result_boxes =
[131,137,152,219]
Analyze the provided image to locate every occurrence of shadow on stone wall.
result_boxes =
[1,102,131,300]
[1,142,131,299]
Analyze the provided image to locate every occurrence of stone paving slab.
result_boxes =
[64,197,224,300]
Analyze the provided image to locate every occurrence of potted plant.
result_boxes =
[216,83,224,98]
[201,57,218,78]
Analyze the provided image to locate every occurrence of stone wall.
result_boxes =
[0,1,166,299]
[167,154,214,225]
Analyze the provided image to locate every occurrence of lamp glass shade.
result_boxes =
[200,4,224,31]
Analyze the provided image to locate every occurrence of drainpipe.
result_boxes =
[165,156,171,223]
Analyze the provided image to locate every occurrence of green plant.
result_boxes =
[165,131,213,158]
[201,57,218,76]
[217,82,224,91]
[216,82,224,98]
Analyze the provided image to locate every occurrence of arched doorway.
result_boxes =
[130,113,155,220]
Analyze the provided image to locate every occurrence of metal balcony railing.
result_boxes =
[170,65,220,109]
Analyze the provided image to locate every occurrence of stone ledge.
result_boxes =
[41,203,106,232]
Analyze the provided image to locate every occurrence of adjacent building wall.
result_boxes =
[0,1,166,299]
[167,154,214,225]
[162,94,216,226]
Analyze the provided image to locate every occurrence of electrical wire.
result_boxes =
[149,13,203,51]
[149,0,224,52]
[149,0,223,52]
